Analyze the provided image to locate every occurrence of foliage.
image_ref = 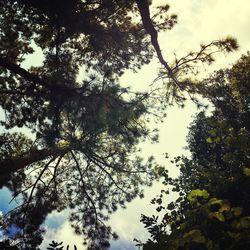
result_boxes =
[0,1,166,248]
[0,240,76,250]
[0,0,239,249]
[0,239,19,249]
[139,53,250,249]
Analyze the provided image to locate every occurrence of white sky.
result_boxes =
[1,0,250,249]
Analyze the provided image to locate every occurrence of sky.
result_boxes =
[1,0,250,249]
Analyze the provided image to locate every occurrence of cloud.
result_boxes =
[44,210,68,230]
[110,239,139,250]
[159,0,250,70]
[41,221,84,250]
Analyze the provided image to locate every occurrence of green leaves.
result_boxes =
[187,189,210,204]
[206,137,213,143]
[231,207,243,217]
[218,36,239,52]
[154,165,165,177]
[208,198,230,222]
[167,202,175,211]
[243,167,250,176]
[0,132,33,160]
[140,52,250,249]
[234,217,250,230]
[183,229,206,244]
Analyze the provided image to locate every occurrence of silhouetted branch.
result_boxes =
[135,0,181,88]
[0,57,79,95]
[0,147,68,177]
[22,157,56,225]
[71,151,98,229]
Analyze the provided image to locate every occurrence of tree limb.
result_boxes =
[0,57,77,94]
[0,147,69,178]
[135,0,174,77]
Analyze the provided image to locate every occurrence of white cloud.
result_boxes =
[41,221,84,250]
[159,0,250,70]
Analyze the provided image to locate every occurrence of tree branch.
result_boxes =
[71,151,98,228]
[135,1,176,80]
[0,57,78,94]
[0,147,69,179]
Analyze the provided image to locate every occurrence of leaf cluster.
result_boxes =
[139,53,250,249]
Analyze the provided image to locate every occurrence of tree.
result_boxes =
[0,0,239,249]
[0,239,77,249]
[139,53,250,249]
[0,1,173,248]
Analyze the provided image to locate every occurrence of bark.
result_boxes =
[135,0,175,77]
[0,147,68,177]
[0,57,78,94]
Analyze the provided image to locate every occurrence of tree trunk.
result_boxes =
[0,147,68,186]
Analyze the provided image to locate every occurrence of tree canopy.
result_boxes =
[0,1,179,248]
[0,0,239,249]
[139,52,250,250]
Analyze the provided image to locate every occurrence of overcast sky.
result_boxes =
[1,0,250,249]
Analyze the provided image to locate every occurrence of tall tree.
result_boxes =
[139,53,250,249]
[0,1,170,248]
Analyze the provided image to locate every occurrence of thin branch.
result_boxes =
[85,148,148,174]
[71,151,98,229]
[52,153,65,189]
[87,154,128,195]
[22,157,56,231]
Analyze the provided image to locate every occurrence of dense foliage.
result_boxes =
[0,0,181,248]
[139,53,250,249]
[0,0,239,249]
